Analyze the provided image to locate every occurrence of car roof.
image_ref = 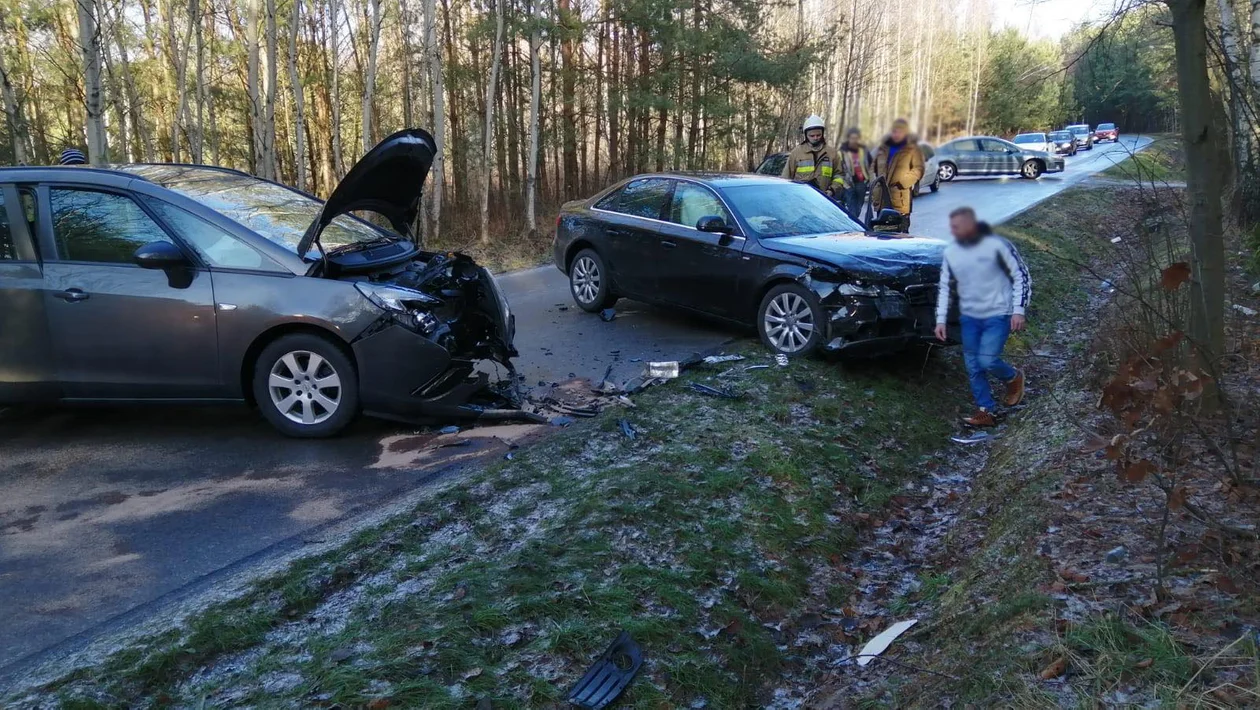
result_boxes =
[1014,132,1046,137]
[626,172,787,188]
[0,165,154,183]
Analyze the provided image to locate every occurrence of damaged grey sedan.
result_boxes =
[0,128,517,437]
[553,173,957,356]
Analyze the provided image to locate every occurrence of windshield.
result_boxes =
[1013,134,1044,144]
[1069,126,1089,134]
[1098,123,1116,130]
[721,183,864,239]
[1049,131,1071,140]
[121,165,392,258]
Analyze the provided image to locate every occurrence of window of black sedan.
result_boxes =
[594,178,672,220]
[668,182,731,230]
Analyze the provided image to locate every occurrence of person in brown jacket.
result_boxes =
[870,118,925,226]
[780,114,844,197]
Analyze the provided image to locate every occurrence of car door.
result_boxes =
[36,185,221,399]
[655,180,749,318]
[590,177,673,298]
[0,185,58,402]
[979,139,1021,175]
[947,139,983,174]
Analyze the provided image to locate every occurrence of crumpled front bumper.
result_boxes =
[819,284,959,354]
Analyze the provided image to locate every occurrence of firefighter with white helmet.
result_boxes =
[780,114,843,197]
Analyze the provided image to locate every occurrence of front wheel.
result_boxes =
[569,248,617,313]
[757,284,825,357]
[1021,160,1043,179]
[937,162,956,182]
[929,176,940,193]
[253,333,359,438]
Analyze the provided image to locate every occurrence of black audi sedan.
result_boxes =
[0,128,516,437]
[553,173,954,356]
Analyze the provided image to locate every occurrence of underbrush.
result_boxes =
[1102,135,1186,183]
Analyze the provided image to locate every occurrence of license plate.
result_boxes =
[877,296,908,319]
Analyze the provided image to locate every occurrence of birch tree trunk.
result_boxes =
[398,0,414,126]
[289,0,307,191]
[480,0,504,244]
[192,0,204,163]
[362,0,382,153]
[525,0,541,233]
[329,0,344,175]
[76,0,108,163]
[247,0,264,175]
[422,0,444,241]
[0,22,31,164]
[111,3,154,160]
[1250,0,1260,94]
[1218,0,1250,170]
[264,0,278,178]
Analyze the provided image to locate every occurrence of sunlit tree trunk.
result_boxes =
[525,0,542,233]
[423,0,444,241]
[289,0,307,191]
[76,0,108,163]
[329,0,344,175]
[479,0,503,244]
[362,0,381,153]
[0,17,31,164]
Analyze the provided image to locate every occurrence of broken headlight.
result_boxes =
[356,282,441,313]
[836,283,881,297]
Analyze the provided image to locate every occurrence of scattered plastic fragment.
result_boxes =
[1100,279,1115,292]
[951,431,999,445]
[1110,236,1122,243]
[1232,303,1258,316]
[856,619,918,667]
[702,354,745,365]
[619,419,636,440]
[551,416,575,426]
[566,631,643,709]
[746,364,770,371]
[645,361,680,379]
[775,353,789,367]
[1105,546,1128,563]
[688,382,741,400]
[504,452,515,461]
[599,308,617,322]
[438,425,460,435]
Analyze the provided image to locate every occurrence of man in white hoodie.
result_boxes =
[933,207,1030,427]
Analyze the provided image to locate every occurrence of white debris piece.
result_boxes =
[856,619,918,667]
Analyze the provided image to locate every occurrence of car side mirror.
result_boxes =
[696,216,733,234]
[134,240,188,270]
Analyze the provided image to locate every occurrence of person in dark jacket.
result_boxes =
[837,127,872,218]
[934,207,1031,427]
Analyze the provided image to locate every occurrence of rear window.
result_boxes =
[919,144,935,160]
[1069,126,1089,134]
[947,139,981,152]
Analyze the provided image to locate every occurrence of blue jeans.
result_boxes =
[841,181,868,219]
[960,315,1018,410]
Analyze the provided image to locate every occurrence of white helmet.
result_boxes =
[802,115,826,132]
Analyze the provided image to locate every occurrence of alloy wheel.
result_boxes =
[764,292,815,353]
[268,350,342,425]
[1022,161,1041,179]
[938,163,955,181]
[571,255,601,305]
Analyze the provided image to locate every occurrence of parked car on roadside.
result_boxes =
[933,136,1065,181]
[1067,124,1094,150]
[1012,132,1052,154]
[754,141,940,210]
[0,128,517,438]
[1094,122,1119,143]
[1048,130,1077,156]
[554,173,957,357]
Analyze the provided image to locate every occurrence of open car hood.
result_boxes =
[762,231,946,282]
[298,128,436,257]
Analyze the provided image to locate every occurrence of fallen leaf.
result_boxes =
[1216,575,1240,595]
[1152,331,1184,353]
[1122,459,1155,484]
[1039,657,1068,679]
[1058,568,1089,583]
[367,700,392,710]
[1161,262,1191,291]
[1168,486,1187,510]
[462,667,483,681]
[1134,658,1154,669]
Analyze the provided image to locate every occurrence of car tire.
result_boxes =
[253,333,359,438]
[937,162,956,182]
[912,183,920,198]
[1021,160,1043,179]
[930,176,940,193]
[569,248,617,313]
[757,283,825,357]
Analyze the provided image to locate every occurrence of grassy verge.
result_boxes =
[25,348,972,707]
[1101,135,1185,183]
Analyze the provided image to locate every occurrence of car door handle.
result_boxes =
[661,240,677,249]
[55,288,90,303]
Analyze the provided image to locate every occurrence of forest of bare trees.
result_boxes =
[0,0,1068,248]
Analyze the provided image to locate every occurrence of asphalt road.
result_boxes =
[0,134,1148,681]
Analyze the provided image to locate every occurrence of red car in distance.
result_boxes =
[1094,122,1119,143]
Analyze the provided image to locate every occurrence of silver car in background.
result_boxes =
[1012,132,1052,154]
[933,136,1066,181]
